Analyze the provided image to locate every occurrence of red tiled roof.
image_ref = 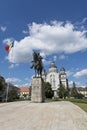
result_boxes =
[20,87,30,92]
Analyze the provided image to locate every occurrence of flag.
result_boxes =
[5,41,14,52]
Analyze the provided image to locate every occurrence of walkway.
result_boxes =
[0,101,87,130]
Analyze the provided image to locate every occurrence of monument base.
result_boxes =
[31,77,45,103]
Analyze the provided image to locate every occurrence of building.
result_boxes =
[42,61,68,97]
[59,67,68,89]
[77,87,87,98]
[20,87,30,99]
[46,61,60,97]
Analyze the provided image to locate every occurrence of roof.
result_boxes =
[77,87,87,91]
[20,87,30,92]
[60,67,65,72]
[50,61,57,68]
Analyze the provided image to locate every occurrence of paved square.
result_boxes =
[0,101,87,130]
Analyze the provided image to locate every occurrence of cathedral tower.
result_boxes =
[46,61,60,97]
[59,67,68,89]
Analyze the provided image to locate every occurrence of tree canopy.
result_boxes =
[0,76,6,95]
[71,82,78,98]
[44,82,53,98]
[58,84,69,99]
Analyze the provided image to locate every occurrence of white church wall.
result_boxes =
[46,72,60,91]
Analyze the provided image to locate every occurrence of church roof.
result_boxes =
[60,67,66,75]
[50,61,57,68]
[60,67,65,72]
[49,61,58,73]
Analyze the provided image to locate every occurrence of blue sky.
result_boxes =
[0,0,87,87]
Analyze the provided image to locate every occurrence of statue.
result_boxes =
[31,52,43,77]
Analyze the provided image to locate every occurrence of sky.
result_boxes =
[0,0,87,87]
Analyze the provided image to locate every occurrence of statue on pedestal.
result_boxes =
[31,52,43,77]
[31,52,45,102]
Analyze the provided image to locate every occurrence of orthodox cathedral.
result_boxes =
[42,61,68,97]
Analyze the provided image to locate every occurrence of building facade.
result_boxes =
[20,87,30,99]
[42,61,68,97]
[77,87,87,98]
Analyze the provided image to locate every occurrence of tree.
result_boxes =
[0,76,6,101]
[77,93,84,99]
[58,84,64,98]
[8,88,19,102]
[58,84,69,99]
[0,76,6,92]
[44,82,53,98]
[71,82,78,98]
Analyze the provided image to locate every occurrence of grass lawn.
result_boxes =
[74,102,87,112]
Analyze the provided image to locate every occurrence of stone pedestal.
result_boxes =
[31,77,45,103]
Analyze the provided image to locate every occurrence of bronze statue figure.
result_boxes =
[31,52,43,77]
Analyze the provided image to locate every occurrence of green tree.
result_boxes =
[44,82,53,98]
[0,76,6,101]
[8,88,19,102]
[58,84,65,98]
[71,82,78,98]
[0,76,6,92]
[77,93,84,99]
[58,84,69,99]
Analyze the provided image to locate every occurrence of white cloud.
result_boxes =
[5,21,87,63]
[15,83,31,87]
[68,81,73,87]
[22,30,28,34]
[59,54,67,60]
[9,64,14,69]
[9,63,19,69]
[66,70,74,77]
[74,69,87,78]
[3,38,13,44]
[42,59,51,66]
[1,26,7,32]
[82,17,87,24]
[68,80,81,87]
[53,55,57,61]
[21,83,31,87]
[6,77,21,83]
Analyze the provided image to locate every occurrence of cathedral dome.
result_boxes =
[60,67,65,71]
[49,61,58,73]
[60,67,66,74]
[50,61,56,68]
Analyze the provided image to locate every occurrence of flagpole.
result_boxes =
[5,41,14,102]
[6,82,9,102]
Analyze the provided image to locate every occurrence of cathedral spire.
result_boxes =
[50,61,57,68]
[49,61,58,73]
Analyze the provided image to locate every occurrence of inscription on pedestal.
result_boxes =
[31,77,45,103]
